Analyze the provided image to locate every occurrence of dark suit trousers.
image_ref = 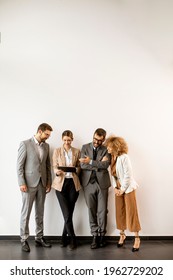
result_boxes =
[83,181,108,236]
[56,178,79,237]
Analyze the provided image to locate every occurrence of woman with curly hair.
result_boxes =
[105,136,141,252]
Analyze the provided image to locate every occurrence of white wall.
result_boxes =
[0,0,173,237]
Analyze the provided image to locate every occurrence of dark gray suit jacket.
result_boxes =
[17,138,52,188]
[80,143,111,189]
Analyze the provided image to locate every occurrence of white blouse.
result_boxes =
[64,148,73,178]
[112,154,139,194]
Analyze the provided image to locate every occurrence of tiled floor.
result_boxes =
[0,238,173,260]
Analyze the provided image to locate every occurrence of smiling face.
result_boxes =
[105,136,128,156]
[107,144,114,155]
[93,133,105,148]
[62,135,73,150]
[36,129,51,143]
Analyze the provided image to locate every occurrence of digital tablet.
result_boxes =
[58,166,76,173]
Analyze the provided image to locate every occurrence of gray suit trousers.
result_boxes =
[83,181,108,236]
[20,180,46,241]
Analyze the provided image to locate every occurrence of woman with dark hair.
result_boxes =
[51,130,81,250]
[105,136,141,252]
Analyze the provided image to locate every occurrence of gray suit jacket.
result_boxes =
[17,138,52,188]
[80,143,111,189]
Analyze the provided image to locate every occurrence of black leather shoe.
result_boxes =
[90,236,99,249]
[35,237,51,247]
[60,235,68,247]
[99,236,107,248]
[68,237,77,251]
[21,240,30,252]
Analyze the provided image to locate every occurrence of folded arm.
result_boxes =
[79,147,111,170]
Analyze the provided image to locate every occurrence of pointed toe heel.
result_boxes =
[117,233,126,248]
[132,236,140,252]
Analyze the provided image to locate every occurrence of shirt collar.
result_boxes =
[63,147,72,154]
[92,144,98,151]
[33,136,43,146]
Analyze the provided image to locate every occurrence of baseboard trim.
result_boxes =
[0,235,173,241]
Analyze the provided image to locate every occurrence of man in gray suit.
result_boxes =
[17,123,53,252]
[79,128,111,249]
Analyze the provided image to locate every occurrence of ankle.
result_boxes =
[134,236,140,240]
[133,237,140,247]
[120,232,126,238]
[118,232,126,242]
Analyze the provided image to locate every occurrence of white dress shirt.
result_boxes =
[64,148,73,178]
[33,136,44,161]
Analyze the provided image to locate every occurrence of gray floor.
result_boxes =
[0,238,173,260]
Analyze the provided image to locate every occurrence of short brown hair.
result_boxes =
[62,130,73,140]
[94,128,106,138]
[37,123,53,132]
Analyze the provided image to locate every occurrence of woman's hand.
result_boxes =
[115,188,125,196]
[114,188,119,196]
[56,169,64,176]
[118,190,125,196]
[46,184,51,193]
[101,156,108,161]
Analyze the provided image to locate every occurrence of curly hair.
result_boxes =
[105,136,128,176]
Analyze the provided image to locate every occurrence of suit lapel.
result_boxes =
[31,138,41,162]
[89,143,94,159]
[60,147,66,166]
[71,147,76,166]
[97,145,105,160]
[41,143,47,162]
[31,138,48,163]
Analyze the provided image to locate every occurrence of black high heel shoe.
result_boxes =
[117,233,126,248]
[132,236,140,252]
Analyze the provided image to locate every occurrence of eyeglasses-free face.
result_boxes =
[62,136,73,150]
[107,145,113,154]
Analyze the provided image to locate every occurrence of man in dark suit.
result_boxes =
[79,128,111,249]
[17,123,53,252]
